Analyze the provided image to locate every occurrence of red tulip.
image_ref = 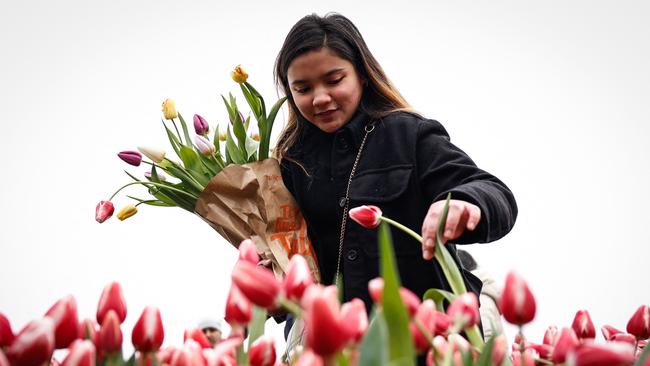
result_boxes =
[572,309,596,340]
[602,324,624,341]
[627,305,650,340]
[131,306,164,353]
[98,310,122,354]
[231,261,281,308]
[61,340,95,366]
[0,313,14,347]
[6,317,55,366]
[95,201,114,223]
[156,346,177,365]
[171,341,206,366]
[78,318,99,346]
[237,239,260,264]
[610,333,637,346]
[543,325,559,345]
[446,292,480,330]
[527,342,553,360]
[349,205,382,228]
[283,255,313,301]
[551,327,579,364]
[208,336,243,366]
[97,282,127,325]
[45,295,79,349]
[183,328,212,349]
[498,271,536,325]
[411,300,437,353]
[368,277,421,317]
[511,349,535,366]
[340,298,368,343]
[224,285,252,326]
[303,286,350,357]
[117,151,142,166]
[193,114,209,136]
[570,342,636,366]
[249,335,276,366]
[293,349,323,366]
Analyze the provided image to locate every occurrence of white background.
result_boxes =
[1,0,649,359]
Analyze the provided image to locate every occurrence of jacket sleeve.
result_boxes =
[415,119,518,244]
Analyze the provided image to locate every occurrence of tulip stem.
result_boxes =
[109,181,198,201]
[414,318,434,347]
[465,325,484,351]
[379,216,423,242]
[278,297,303,318]
[170,118,183,142]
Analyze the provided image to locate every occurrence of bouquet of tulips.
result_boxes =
[95,66,319,281]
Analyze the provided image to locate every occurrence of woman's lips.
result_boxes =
[315,109,338,118]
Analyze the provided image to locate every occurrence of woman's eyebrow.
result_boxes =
[290,68,346,85]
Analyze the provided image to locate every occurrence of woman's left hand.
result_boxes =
[421,199,481,260]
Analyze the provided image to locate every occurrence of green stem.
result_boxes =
[108,181,198,201]
[465,325,484,351]
[170,118,183,142]
[278,297,303,318]
[380,217,422,242]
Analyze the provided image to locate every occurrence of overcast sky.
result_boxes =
[1,0,649,358]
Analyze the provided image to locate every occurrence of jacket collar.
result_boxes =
[298,108,373,149]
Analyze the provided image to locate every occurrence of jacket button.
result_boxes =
[338,137,349,150]
[339,197,347,207]
[346,249,358,261]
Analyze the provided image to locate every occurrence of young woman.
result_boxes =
[275,12,517,333]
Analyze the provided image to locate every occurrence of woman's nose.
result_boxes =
[312,87,332,107]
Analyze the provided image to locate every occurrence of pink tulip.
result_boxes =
[349,205,382,228]
[195,135,215,156]
[0,313,14,347]
[117,151,142,166]
[551,327,580,364]
[44,295,79,349]
[231,260,281,308]
[193,114,209,136]
[602,324,624,341]
[498,271,536,325]
[0,350,8,366]
[171,341,206,366]
[528,342,553,360]
[492,334,507,366]
[368,277,421,317]
[77,319,99,346]
[411,300,437,353]
[627,305,650,340]
[249,335,276,366]
[183,328,212,349]
[209,336,242,366]
[95,201,114,223]
[340,298,368,343]
[570,342,636,366]
[543,325,559,345]
[224,285,252,326]
[610,333,637,346]
[96,282,127,325]
[61,340,95,366]
[283,255,314,301]
[156,346,177,365]
[131,306,164,353]
[6,317,55,366]
[98,310,122,354]
[238,239,260,264]
[511,349,535,366]
[303,286,350,357]
[446,292,480,329]
[572,309,596,340]
[293,349,324,366]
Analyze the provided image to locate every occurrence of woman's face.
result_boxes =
[287,47,364,133]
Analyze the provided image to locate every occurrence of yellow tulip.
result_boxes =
[251,132,260,142]
[161,98,178,120]
[219,131,227,142]
[117,205,137,221]
[230,65,248,84]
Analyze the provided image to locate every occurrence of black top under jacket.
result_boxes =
[280,109,518,313]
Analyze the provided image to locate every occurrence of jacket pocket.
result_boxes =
[349,164,413,203]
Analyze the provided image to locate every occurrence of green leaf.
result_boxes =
[231,106,248,156]
[358,309,389,366]
[635,342,650,366]
[247,306,267,349]
[244,81,266,121]
[259,96,287,160]
[240,83,260,119]
[162,121,182,158]
[222,94,235,121]
[126,196,174,207]
[476,335,496,366]
[434,193,467,294]
[177,112,193,146]
[226,126,246,164]
[378,222,416,365]
[244,114,251,130]
[124,352,136,366]
[423,288,456,312]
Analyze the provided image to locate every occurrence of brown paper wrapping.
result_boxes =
[194,158,320,282]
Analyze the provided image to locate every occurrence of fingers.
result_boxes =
[466,204,481,231]
[420,199,482,260]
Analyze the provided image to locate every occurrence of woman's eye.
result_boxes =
[294,86,310,94]
[328,77,344,85]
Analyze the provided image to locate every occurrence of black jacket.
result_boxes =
[280,110,517,312]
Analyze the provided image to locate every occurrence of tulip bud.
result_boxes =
[367,277,420,317]
[117,151,142,167]
[44,295,79,349]
[193,114,209,136]
[171,341,205,366]
[568,342,636,366]
[78,318,99,346]
[498,271,536,325]
[543,325,559,346]
[304,288,348,357]
[161,99,178,120]
[283,255,314,301]
[249,335,276,366]
[528,342,553,360]
[627,304,650,340]
[293,349,323,366]
[551,327,579,364]
[601,324,623,341]
[492,334,507,366]
[610,333,637,346]
[0,313,14,347]
[238,239,260,264]
[511,349,535,366]
[340,298,368,343]
[224,285,252,326]
[210,336,242,365]
[231,261,281,308]
[97,282,127,325]
[98,310,122,354]
[571,309,596,340]
[131,306,164,353]
[411,300,436,353]
[183,328,212,349]
[144,171,166,181]
[61,340,95,366]
[95,201,114,223]
[6,318,56,366]
[218,131,227,142]
[117,205,138,221]
[195,135,215,156]
[349,205,382,229]
[137,146,166,163]
[230,65,248,84]
[446,292,480,330]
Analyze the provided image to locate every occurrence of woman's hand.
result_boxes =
[421,199,481,260]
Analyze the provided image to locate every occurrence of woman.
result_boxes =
[275,12,517,332]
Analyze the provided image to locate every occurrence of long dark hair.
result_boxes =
[274,13,414,160]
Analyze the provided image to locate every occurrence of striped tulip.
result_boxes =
[551,327,579,364]
[601,324,624,341]
[543,325,559,346]
[248,335,275,366]
[237,239,259,264]
[183,328,211,349]
[95,201,114,223]
[610,333,637,346]
[77,318,99,346]
[627,305,650,340]
[446,292,480,330]
[131,306,164,353]
[282,254,313,301]
[61,340,95,366]
[44,295,79,349]
[303,286,350,357]
[170,341,205,366]
[368,277,420,317]
[117,151,142,166]
[98,310,122,354]
[349,205,382,229]
[231,261,281,308]
[6,317,55,366]
[572,309,596,340]
[96,282,127,325]
[340,298,368,343]
[569,342,636,366]
[498,271,536,325]
[224,285,252,326]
